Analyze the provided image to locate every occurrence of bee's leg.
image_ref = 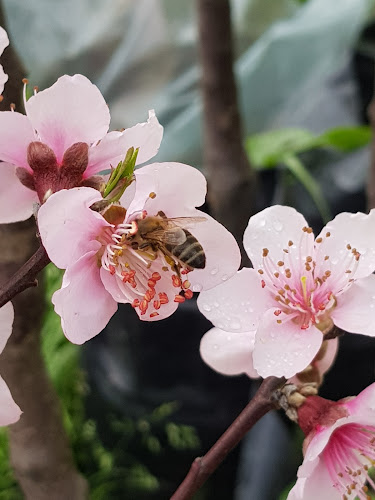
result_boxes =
[156,210,167,218]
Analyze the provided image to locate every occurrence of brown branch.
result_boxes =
[197,0,256,262]
[171,376,285,500]
[0,244,50,308]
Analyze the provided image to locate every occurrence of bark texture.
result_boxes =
[197,0,256,261]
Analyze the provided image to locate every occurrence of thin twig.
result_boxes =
[171,376,285,500]
[0,245,50,308]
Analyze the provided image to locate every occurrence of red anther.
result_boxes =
[109,265,116,275]
[182,280,191,290]
[128,269,136,277]
[151,272,161,281]
[261,280,266,288]
[131,299,140,308]
[274,309,282,316]
[145,288,156,302]
[150,312,159,318]
[148,279,156,288]
[129,278,137,288]
[184,289,193,300]
[140,210,148,219]
[159,292,169,304]
[318,304,325,311]
[129,221,138,235]
[174,295,185,303]
[172,275,182,287]
[301,324,309,330]
[139,299,148,314]
[153,300,161,310]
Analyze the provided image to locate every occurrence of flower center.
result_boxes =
[324,423,375,500]
[99,210,194,318]
[257,226,360,330]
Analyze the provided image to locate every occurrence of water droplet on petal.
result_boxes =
[192,284,202,292]
[213,344,219,350]
[222,274,228,281]
[210,268,218,276]
[227,335,232,341]
[259,219,266,227]
[202,304,211,312]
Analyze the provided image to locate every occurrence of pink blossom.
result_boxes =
[0,26,9,95]
[288,383,375,500]
[0,74,163,223]
[0,302,21,426]
[198,205,375,378]
[38,162,241,344]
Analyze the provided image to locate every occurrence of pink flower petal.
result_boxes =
[52,250,117,344]
[243,205,313,272]
[343,382,375,417]
[253,309,323,378]
[0,375,21,426]
[185,210,241,292]
[0,27,9,56]
[85,110,163,177]
[197,268,273,331]
[200,327,259,378]
[315,210,375,281]
[100,257,179,321]
[25,75,110,163]
[0,112,36,169]
[124,162,207,218]
[38,187,109,269]
[0,302,14,353]
[0,27,9,96]
[331,274,375,336]
[0,163,38,223]
[288,458,341,500]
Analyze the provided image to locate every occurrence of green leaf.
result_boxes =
[282,154,332,223]
[317,126,371,152]
[245,128,318,169]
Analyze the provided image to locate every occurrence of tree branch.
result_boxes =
[197,0,256,262]
[0,244,50,309]
[171,376,285,500]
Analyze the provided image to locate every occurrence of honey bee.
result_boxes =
[128,211,206,270]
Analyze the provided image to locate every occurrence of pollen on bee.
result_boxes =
[174,295,185,303]
[129,221,138,235]
[149,192,156,199]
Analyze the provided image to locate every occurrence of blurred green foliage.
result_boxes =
[245,125,372,223]
[0,264,200,499]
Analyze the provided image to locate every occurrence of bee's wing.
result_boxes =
[167,216,207,228]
